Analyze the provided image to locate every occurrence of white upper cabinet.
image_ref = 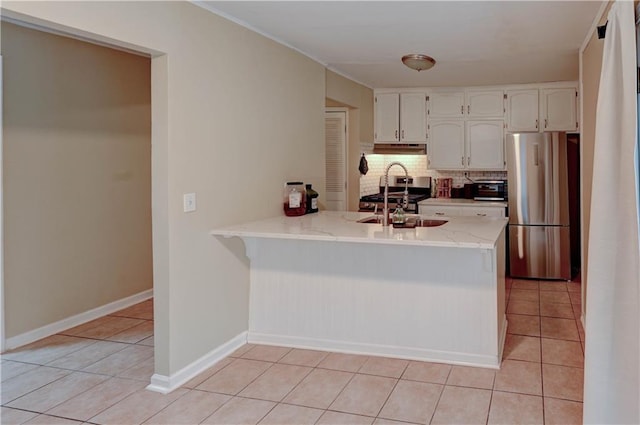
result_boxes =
[466,90,505,118]
[541,88,578,131]
[507,87,578,133]
[430,89,503,118]
[428,91,465,118]
[374,93,400,142]
[506,89,539,132]
[428,120,505,171]
[400,93,428,142]
[374,82,577,169]
[466,120,505,170]
[374,92,427,143]
[427,120,465,170]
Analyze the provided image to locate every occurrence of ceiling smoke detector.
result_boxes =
[402,54,436,72]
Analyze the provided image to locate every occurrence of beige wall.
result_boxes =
[326,70,373,211]
[580,1,612,315]
[2,1,326,376]
[2,22,152,338]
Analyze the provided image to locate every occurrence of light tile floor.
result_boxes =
[1,278,584,424]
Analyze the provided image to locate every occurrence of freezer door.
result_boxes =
[506,133,570,225]
[509,225,571,280]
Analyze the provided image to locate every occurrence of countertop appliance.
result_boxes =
[359,176,431,214]
[474,180,507,201]
[507,132,571,280]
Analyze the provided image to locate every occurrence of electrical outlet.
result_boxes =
[183,193,196,213]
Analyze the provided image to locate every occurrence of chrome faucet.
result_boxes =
[383,161,409,227]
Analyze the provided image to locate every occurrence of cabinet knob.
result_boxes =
[535,119,539,130]
[461,157,464,166]
[435,212,445,216]
[395,130,398,139]
[467,105,470,114]
[476,213,487,217]
[401,130,405,139]
[544,118,548,129]
[461,105,464,115]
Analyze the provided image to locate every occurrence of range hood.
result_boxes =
[373,143,426,155]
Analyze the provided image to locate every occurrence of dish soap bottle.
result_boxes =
[392,202,406,225]
[305,184,319,214]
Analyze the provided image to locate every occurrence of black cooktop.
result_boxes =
[361,192,430,203]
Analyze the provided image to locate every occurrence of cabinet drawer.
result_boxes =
[419,205,462,217]
[459,207,505,217]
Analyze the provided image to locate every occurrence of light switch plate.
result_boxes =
[183,193,196,213]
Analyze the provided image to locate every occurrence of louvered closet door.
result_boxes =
[325,111,346,211]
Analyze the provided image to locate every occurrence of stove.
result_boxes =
[359,176,431,214]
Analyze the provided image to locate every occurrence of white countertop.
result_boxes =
[211,211,507,249]
[419,198,508,208]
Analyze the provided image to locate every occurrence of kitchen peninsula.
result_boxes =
[211,211,508,368]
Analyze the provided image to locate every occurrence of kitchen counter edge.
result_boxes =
[210,211,507,249]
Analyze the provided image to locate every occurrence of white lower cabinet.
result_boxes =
[420,205,462,217]
[460,206,505,217]
[420,204,506,218]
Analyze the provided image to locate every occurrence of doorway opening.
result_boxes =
[0,16,166,378]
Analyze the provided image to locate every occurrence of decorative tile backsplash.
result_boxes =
[360,154,428,195]
[359,153,507,197]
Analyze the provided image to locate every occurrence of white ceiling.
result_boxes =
[199,1,603,89]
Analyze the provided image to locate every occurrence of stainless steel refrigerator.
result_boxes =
[506,132,571,280]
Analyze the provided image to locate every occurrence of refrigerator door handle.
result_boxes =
[533,143,539,166]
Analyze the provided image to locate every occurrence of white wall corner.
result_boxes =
[580,1,610,54]
[3,289,153,351]
[146,331,248,394]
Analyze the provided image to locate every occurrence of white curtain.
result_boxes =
[584,1,640,423]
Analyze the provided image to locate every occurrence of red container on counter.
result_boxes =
[284,182,307,216]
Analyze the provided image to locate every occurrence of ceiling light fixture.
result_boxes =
[401,54,436,72]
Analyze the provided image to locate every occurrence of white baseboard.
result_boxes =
[247,332,501,369]
[146,331,247,394]
[4,289,153,351]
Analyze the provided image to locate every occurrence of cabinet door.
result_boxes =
[419,205,462,217]
[466,90,504,118]
[459,206,505,218]
[506,89,539,132]
[375,93,400,142]
[541,88,578,131]
[400,93,427,142]
[428,91,465,118]
[427,120,465,170]
[466,120,505,170]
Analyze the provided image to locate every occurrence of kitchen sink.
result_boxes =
[357,216,447,227]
